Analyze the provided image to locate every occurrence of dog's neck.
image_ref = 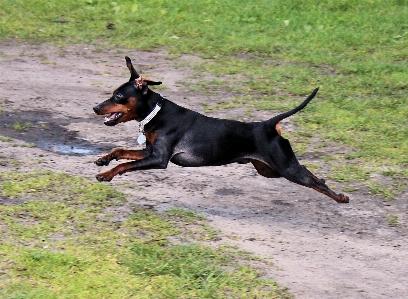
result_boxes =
[138,96,164,133]
[136,94,165,145]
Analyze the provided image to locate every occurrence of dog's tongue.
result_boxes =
[109,112,120,119]
[104,112,120,122]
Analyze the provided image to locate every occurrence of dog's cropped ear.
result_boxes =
[125,56,140,82]
[143,78,162,86]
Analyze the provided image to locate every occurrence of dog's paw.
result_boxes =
[95,158,110,166]
[338,193,350,203]
[95,173,112,182]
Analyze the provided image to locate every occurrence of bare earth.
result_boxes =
[0,41,407,299]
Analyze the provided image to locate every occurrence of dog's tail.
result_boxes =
[268,88,319,127]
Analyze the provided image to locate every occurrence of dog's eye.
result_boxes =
[114,93,128,104]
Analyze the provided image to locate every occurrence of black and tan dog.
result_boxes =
[93,57,349,203]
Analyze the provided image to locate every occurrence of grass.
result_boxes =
[12,142,36,148]
[385,213,399,227]
[0,136,12,142]
[167,208,221,241]
[0,170,289,298]
[1,1,407,60]
[328,165,371,182]
[11,122,34,132]
[367,181,407,201]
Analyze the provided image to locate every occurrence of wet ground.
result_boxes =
[0,110,111,155]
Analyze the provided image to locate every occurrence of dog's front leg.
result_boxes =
[96,151,169,182]
[95,148,150,166]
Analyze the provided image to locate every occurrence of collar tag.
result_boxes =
[137,134,147,145]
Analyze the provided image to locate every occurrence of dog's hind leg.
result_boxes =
[282,165,349,203]
[301,165,326,183]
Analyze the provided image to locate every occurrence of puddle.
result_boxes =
[0,110,113,156]
[36,141,99,156]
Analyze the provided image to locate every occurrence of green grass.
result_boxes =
[0,171,125,206]
[12,142,36,148]
[0,170,289,298]
[0,136,12,142]
[367,181,407,201]
[1,0,407,61]
[385,213,399,227]
[328,165,371,182]
[166,208,221,241]
[11,122,34,132]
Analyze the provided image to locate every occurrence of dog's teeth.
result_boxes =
[103,112,122,123]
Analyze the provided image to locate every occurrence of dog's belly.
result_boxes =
[170,150,252,167]
[170,152,245,167]
[170,152,207,167]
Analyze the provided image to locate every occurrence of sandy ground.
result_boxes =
[0,41,407,299]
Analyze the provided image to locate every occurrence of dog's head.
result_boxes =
[93,57,162,126]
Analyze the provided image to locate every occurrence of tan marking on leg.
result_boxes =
[309,185,350,203]
[112,149,146,160]
[145,131,158,144]
[250,159,281,178]
[96,149,147,166]
[97,162,135,181]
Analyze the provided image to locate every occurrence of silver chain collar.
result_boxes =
[137,96,165,144]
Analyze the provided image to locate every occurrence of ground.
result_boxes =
[0,41,407,299]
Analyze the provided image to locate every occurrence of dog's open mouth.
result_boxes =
[104,112,124,125]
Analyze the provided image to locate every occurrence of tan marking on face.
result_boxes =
[120,97,140,121]
[95,95,141,124]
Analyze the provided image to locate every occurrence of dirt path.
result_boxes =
[1,41,407,299]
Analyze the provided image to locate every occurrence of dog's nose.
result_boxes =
[93,105,100,113]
